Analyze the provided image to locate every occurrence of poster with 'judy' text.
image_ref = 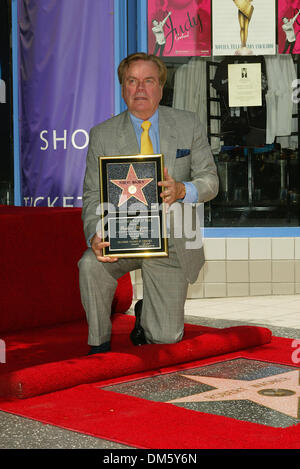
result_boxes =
[212,0,276,56]
[147,0,211,57]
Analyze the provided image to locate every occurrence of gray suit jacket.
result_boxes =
[82,105,219,283]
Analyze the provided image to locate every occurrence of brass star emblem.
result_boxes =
[168,370,300,419]
[111,164,153,207]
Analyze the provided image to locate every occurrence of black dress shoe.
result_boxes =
[88,341,111,355]
[130,300,147,346]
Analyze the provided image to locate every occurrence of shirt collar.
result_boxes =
[129,109,159,130]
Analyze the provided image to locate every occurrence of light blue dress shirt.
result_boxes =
[129,111,198,203]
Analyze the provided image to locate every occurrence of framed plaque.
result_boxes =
[98,154,168,258]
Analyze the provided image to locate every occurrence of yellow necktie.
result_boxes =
[140,121,154,154]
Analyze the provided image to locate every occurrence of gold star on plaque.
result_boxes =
[168,370,300,419]
[111,164,153,207]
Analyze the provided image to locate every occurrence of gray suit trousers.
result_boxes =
[78,239,188,346]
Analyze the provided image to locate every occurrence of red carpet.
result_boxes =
[0,314,272,399]
[0,207,297,448]
[1,315,299,448]
[0,331,299,449]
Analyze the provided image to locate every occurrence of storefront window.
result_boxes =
[160,55,300,227]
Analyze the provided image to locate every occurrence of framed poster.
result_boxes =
[278,0,300,55]
[212,0,276,56]
[147,0,211,57]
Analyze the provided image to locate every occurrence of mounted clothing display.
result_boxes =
[264,54,298,148]
[211,56,268,147]
[173,57,221,154]
[171,55,298,152]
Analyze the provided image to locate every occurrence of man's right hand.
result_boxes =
[91,233,118,263]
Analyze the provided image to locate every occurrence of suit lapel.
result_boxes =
[116,111,140,155]
[158,106,178,176]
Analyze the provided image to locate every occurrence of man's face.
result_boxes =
[122,60,163,120]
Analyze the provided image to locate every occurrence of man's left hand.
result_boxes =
[158,167,186,205]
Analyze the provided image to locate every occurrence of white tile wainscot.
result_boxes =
[131,237,300,299]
